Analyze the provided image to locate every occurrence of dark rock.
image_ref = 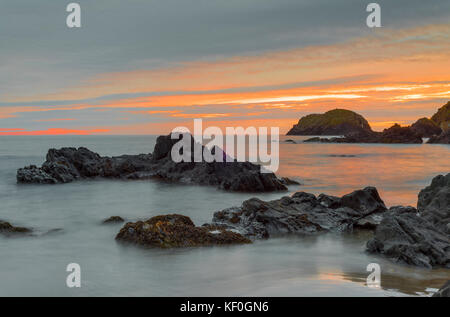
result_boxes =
[304,124,423,144]
[17,134,288,193]
[366,210,450,268]
[280,177,301,185]
[210,187,387,239]
[432,280,450,297]
[0,220,32,236]
[427,129,450,144]
[287,109,372,136]
[103,216,125,224]
[115,214,251,248]
[410,117,442,138]
[418,173,450,234]
[285,139,297,144]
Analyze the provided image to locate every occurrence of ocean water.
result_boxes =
[0,135,449,297]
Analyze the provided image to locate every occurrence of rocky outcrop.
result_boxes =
[287,109,372,136]
[427,129,450,144]
[103,216,125,224]
[115,214,251,248]
[431,101,450,131]
[367,174,450,269]
[17,133,288,192]
[411,118,442,138]
[210,187,387,239]
[0,220,32,236]
[432,280,450,297]
[418,173,450,234]
[366,209,450,269]
[304,124,423,144]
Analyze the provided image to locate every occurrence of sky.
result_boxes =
[1,0,449,135]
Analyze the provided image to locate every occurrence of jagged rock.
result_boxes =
[115,214,251,248]
[0,220,32,236]
[304,124,423,144]
[411,118,442,138]
[17,134,288,192]
[427,129,450,144]
[366,209,450,269]
[103,216,125,224]
[210,187,387,239]
[287,109,372,136]
[431,101,450,131]
[418,173,450,233]
[280,177,301,185]
[16,165,58,184]
[432,280,450,297]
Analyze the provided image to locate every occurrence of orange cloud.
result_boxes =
[0,128,109,136]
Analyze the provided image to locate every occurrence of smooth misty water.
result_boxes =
[0,135,449,297]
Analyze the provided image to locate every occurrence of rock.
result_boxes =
[285,139,297,144]
[210,187,387,239]
[280,177,301,185]
[432,280,450,297]
[366,209,450,268]
[287,109,372,136]
[115,214,251,248]
[356,206,416,230]
[418,173,450,233]
[304,124,422,144]
[0,220,32,236]
[17,133,288,192]
[16,165,58,184]
[410,118,442,138]
[103,216,125,224]
[431,101,450,131]
[427,129,450,144]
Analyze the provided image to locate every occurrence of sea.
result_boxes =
[0,135,449,296]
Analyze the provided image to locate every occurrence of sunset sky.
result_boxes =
[1,0,449,135]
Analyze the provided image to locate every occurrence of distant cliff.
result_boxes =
[431,101,450,131]
[286,109,372,136]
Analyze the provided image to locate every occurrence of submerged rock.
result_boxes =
[432,280,450,297]
[0,220,32,236]
[210,187,387,239]
[103,216,125,224]
[115,214,251,248]
[16,133,288,192]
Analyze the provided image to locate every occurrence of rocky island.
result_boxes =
[287,109,372,136]
[17,133,292,192]
[297,102,450,144]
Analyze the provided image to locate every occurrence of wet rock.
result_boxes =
[418,173,450,233]
[210,187,387,239]
[280,177,301,185]
[0,220,32,236]
[103,216,125,224]
[432,280,450,297]
[366,211,450,268]
[16,165,58,184]
[16,133,288,192]
[115,214,251,248]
